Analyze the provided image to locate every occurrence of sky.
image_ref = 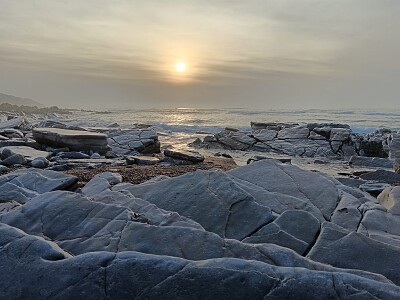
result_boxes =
[0,0,399,109]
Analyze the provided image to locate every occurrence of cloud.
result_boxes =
[0,1,399,108]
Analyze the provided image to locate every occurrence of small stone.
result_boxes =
[90,153,101,159]
[0,165,9,174]
[164,149,204,163]
[30,157,50,169]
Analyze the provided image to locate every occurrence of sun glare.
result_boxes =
[175,62,186,73]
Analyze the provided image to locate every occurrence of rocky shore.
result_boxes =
[1,112,400,299]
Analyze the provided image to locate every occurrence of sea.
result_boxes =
[67,108,400,148]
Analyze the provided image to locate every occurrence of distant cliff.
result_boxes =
[0,93,43,107]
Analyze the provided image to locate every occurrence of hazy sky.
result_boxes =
[0,1,399,109]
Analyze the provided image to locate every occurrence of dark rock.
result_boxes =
[0,146,51,161]
[1,154,27,166]
[359,182,391,195]
[0,165,9,174]
[30,157,50,169]
[360,169,400,185]
[0,128,24,138]
[164,149,204,163]
[57,151,90,159]
[349,156,393,169]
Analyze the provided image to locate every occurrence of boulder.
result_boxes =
[30,157,50,169]
[377,186,400,215]
[164,149,204,163]
[1,154,27,166]
[32,127,109,154]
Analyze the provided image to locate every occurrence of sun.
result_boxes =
[175,62,186,73]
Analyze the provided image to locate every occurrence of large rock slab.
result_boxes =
[0,169,77,203]
[114,169,274,240]
[1,222,399,299]
[228,160,340,222]
[33,127,109,154]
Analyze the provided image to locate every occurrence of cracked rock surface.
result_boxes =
[1,159,400,298]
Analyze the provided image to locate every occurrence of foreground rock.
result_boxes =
[1,159,400,297]
[0,169,77,204]
[33,127,109,154]
[1,223,399,299]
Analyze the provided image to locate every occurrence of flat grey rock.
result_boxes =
[30,157,50,168]
[1,153,27,166]
[33,127,109,154]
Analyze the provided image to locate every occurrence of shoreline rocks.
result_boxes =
[195,122,397,159]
